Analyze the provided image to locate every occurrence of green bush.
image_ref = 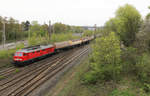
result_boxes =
[121,46,150,92]
[82,70,100,84]
[122,48,150,92]
[50,33,79,43]
[28,32,42,46]
[16,43,25,50]
[135,53,150,92]
[121,47,138,74]
[83,32,122,84]
[136,53,150,83]
[83,30,94,36]
[0,43,25,59]
[0,50,9,58]
[0,49,15,59]
[0,75,5,80]
[109,89,135,96]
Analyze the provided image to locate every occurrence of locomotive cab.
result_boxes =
[13,52,26,62]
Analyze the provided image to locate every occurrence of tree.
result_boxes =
[27,21,50,45]
[115,4,142,46]
[135,6,150,53]
[83,32,121,84]
[24,21,30,31]
[83,30,93,36]
[40,24,49,36]
[146,6,150,20]
[53,23,67,34]
[104,18,122,36]
[73,26,84,33]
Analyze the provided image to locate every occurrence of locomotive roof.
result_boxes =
[16,44,54,53]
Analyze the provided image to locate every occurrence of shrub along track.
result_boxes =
[0,45,90,96]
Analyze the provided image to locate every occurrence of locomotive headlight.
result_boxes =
[15,58,22,60]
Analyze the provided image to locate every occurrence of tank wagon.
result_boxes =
[13,36,94,66]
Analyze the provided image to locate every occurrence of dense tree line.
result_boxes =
[0,17,26,43]
[104,4,142,46]
[0,17,90,44]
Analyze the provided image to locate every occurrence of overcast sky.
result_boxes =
[0,0,150,26]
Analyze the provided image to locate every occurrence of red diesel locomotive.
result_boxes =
[13,44,55,65]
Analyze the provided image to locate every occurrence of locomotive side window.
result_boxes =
[15,52,23,56]
[24,53,27,56]
[18,53,23,56]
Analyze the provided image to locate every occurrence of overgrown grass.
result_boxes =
[0,75,5,80]
[14,68,20,73]
[0,49,16,59]
[109,89,135,96]
[0,43,24,59]
[0,43,24,68]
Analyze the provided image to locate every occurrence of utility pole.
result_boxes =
[48,20,51,41]
[27,26,30,42]
[2,20,6,48]
[52,23,55,34]
[94,24,97,37]
[24,21,30,43]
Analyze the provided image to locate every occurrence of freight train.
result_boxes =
[13,36,94,66]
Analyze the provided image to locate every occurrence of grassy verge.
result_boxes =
[0,75,5,80]
[0,43,24,68]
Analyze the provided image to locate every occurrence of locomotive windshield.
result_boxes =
[15,52,23,56]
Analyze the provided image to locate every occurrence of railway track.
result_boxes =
[0,45,90,96]
[0,67,15,73]
[0,53,67,78]
[0,54,68,91]
[0,67,16,76]
[0,46,83,83]
[0,46,83,78]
